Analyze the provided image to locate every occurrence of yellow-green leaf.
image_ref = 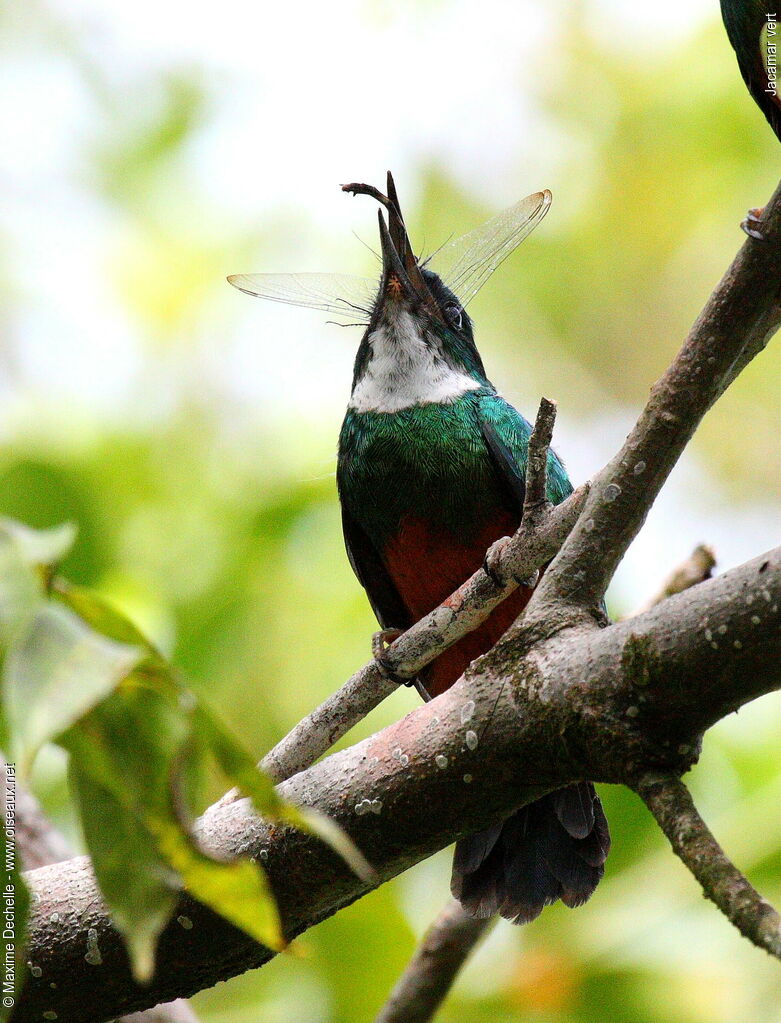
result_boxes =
[69,763,178,983]
[5,603,142,775]
[149,818,285,953]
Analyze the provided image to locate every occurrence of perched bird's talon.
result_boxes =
[371,629,413,686]
[372,627,403,660]
[483,536,512,586]
[484,537,535,587]
[741,207,767,241]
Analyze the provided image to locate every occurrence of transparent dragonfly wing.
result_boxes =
[426,190,552,308]
[227,272,377,323]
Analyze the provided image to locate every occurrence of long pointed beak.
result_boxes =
[343,174,446,325]
[377,209,412,297]
[377,209,445,327]
[383,172,445,323]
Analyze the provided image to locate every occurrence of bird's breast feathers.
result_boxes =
[348,309,481,414]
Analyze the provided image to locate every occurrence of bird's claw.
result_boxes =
[371,628,414,686]
[741,207,767,241]
[484,536,511,586]
[484,536,539,589]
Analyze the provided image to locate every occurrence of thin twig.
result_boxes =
[523,397,556,516]
[373,901,495,1023]
[632,544,716,615]
[637,774,781,959]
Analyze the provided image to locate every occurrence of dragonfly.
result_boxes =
[227,187,552,323]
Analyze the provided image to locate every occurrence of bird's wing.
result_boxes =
[478,397,573,509]
[341,505,411,631]
[479,419,526,513]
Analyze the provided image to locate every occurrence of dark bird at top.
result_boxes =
[721,0,781,139]
[720,0,781,235]
[229,173,610,923]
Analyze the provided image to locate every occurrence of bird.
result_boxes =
[720,1,781,235]
[333,174,610,923]
[721,1,781,138]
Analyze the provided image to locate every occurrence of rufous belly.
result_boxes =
[383,514,533,698]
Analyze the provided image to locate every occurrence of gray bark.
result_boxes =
[14,547,781,1022]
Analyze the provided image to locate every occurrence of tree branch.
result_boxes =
[532,178,781,618]
[633,543,716,615]
[372,901,494,1023]
[13,547,781,1021]
[219,400,587,797]
[3,763,199,1023]
[636,774,781,959]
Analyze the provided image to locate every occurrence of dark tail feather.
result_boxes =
[451,784,610,924]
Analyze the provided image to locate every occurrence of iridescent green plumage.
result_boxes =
[339,390,571,549]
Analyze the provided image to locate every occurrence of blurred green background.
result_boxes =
[4,0,781,1020]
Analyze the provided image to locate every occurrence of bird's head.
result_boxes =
[343,173,488,402]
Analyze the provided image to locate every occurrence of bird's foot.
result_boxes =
[371,628,414,686]
[741,207,767,241]
[484,537,539,589]
[484,536,512,586]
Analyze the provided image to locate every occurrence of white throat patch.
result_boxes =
[348,308,480,414]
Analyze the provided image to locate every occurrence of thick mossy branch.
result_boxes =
[637,774,781,959]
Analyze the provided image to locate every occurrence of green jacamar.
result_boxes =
[229,174,610,922]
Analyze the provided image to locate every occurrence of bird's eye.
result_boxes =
[444,302,463,330]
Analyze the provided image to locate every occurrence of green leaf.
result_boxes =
[63,680,286,978]
[68,763,178,983]
[63,681,191,981]
[195,704,375,882]
[149,818,285,954]
[5,603,142,775]
[1,545,363,977]
[53,580,166,664]
[0,533,44,650]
